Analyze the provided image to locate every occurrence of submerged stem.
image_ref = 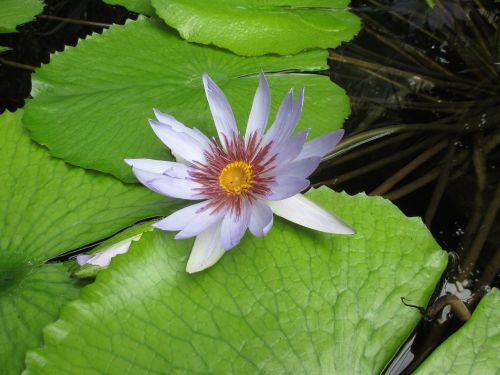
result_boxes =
[38,14,111,28]
[316,138,435,187]
[424,141,457,227]
[321,121,467,163]
[318,133,412,170]
[383,150,468,201]
[0,58,36,71]
[460,183,500,280]
[370,139,448,196]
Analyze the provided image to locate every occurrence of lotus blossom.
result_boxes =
[125,72,354,273]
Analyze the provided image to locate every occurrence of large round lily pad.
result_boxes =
[24,17,351,182]
[0,0,44,33]
[103,0,154,15]
[0,110,176,374]
[152,0,361,56]
[25,188,447,373]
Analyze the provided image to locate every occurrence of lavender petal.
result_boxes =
[202,73,238,149]
[245,71,271,143]
[249,200,274,237]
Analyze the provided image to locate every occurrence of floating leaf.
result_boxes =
[0,264,80,375]
[25,188,447,373]
[103,0,154,15]
[0,110,176,373]
[415,288,500,374]
[0,0,44,33]
[71,221,156,278]
[0,110,175,267]
[152,0,361,56]
[24,18,350,182]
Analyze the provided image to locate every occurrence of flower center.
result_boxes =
[218,161,253,194]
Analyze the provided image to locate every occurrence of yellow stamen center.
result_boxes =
[218,161,253,194]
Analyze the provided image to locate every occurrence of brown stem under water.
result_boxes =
[317,133,413,172]
[460,182,500,280]
[383,150,469,201]
[383,168,441,201]
[321,119,471,163]
[38,14,112,28]
[477,249,500,288]
[424,141,457,227]
[370,139,448,196]
[0,58,36,71]
[315,137,436,187]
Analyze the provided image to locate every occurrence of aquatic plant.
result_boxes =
[0,0,498,374]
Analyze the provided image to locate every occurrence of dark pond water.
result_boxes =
[0,0,498,373]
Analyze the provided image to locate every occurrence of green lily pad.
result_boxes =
[415,288,500,374]
[0,110,175,267]
[152,0,361,56]
[0,110,176,373]
[0,264,80,375]
[25,188,447,373]
[24,17,350,182]
[103,0,154,15]
[71,220,156,278]
[0,0,44,33]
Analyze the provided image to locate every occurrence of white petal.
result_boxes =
[149,120,207,163]
[132,168,201,200]
[186,223,225,274]
[268,194,355,234]
[75,254,92,266]
[220,203,251,250]
[175,206,225,239]
[249,200,273,236]
[202,73,238,149]
[77,234,142,268]
[153,108,211,148]
[245,71,270,143]
[154,201,209,231]
[125,159,188,177]
[298,129,344,159]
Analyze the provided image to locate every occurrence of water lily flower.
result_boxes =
[125,72,354,273]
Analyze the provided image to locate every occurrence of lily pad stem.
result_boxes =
[460,182,500,280]
[38,14,111,28]
[370,139,448,196]
[0,58,36,71]
[424,140,457,227]
[315,137,437,187]
[322,121,470,163]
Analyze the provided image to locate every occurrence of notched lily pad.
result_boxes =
[25,188,447,374]
[24,17,351,182]
[152,0,361,56]
[0,0,44,33]
[103,0,154,15]
[415,288,500,374]
[0,110,176,374]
